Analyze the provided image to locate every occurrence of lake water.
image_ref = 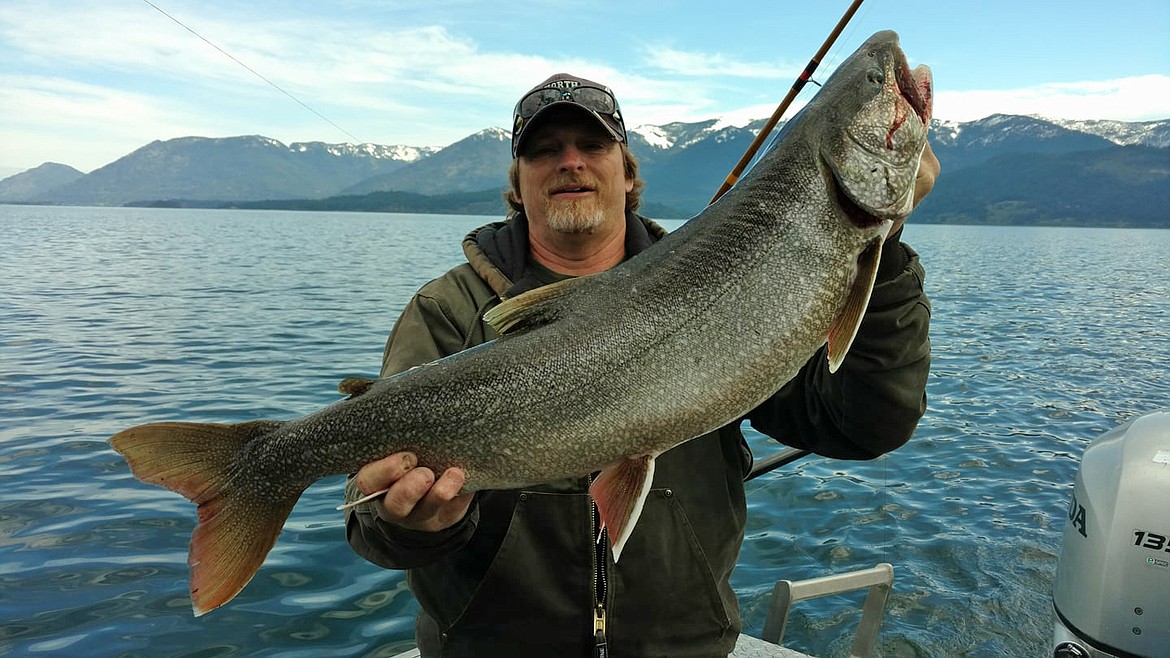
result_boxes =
[1,205,1168,657]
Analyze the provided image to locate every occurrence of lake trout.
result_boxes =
[110,29,933,616]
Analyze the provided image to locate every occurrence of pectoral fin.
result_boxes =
[589,454,656,562]
[827,236,884,372]
[483,277,583,336]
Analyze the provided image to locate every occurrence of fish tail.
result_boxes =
[109,419,297,616]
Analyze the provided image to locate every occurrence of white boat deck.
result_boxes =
[732,634,814,657]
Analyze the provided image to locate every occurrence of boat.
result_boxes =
[1050,409,1170,658]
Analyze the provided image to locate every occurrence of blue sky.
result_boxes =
[1,0,1168,175]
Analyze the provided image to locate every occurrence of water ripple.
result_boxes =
[2,208,1168,657]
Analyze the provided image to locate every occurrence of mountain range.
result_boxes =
[3,114,1168,227]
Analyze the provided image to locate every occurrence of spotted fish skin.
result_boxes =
[110,30,932,616]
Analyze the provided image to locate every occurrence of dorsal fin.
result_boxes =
[337,377,377,398]
[827,237,884,372]
[483,277,583,336]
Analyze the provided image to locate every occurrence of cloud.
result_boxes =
[3,1,1167,173]
[0,2,556,104]
[0,75,229,172]
[641,45,798,79]
[1,4,235,85]
[3,77,181,130]
[0,3,567,168]
[933,75,1170,122]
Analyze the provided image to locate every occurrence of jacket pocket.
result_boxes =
[606,488,738,655]
[435,490,596,657]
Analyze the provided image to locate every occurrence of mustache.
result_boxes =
[546,175,600,195]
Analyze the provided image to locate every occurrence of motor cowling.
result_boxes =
[1052,409,1170,658]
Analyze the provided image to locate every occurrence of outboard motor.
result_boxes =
[1052,409,1170,658]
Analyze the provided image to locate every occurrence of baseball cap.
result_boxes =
[511,73,626,157]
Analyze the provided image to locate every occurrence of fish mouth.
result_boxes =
[830,44,932,222]
[896,60,933,126]
[879,59,931,156]
[843,52,932,163]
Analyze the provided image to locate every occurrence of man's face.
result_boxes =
[516,109,633,235]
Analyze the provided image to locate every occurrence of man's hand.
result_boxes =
[912,141,939,210]
[887,141,939,236]
[352,452,473,532]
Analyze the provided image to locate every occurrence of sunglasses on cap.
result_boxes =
[516,85,620,120]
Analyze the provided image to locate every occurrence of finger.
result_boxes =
[376,466,436,523]
[923,141,939,174]
[354,452,417,496]
[437,492,476,530]
[430,467,466,500]
[407,468,473,531]
[911,143,939,210]
[402,465,456,522]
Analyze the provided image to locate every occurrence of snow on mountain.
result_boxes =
[1043,117,1170,148]
[478,127,511,141]
[630,124,675,149]
[928,114,1170,149]
[6,113,1167,210]
[931,119,964,142]
[629,116,761,151]
[290,141,440,162]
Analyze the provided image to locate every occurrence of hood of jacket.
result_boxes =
[461,211,669,300]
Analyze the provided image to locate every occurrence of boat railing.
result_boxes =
[759,562,895,658]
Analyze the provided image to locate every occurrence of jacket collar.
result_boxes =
[462,211,668,299]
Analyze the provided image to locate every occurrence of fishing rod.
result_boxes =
[710,0,866,204]
[746,446,810,481]
[734,0,867,482]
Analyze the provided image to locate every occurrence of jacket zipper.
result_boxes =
[590,476,608,657]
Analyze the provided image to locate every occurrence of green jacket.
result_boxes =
[346,212,931,657]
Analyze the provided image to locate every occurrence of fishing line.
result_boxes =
[709,0,872,203]
[140,0,363,143]
[829,0,896,555]
[813,0,877,86]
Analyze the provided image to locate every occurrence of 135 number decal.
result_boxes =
[1133,530,1170,551]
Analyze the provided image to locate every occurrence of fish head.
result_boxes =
[815,30,933,224]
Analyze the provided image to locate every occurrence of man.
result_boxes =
[345,73,937,657]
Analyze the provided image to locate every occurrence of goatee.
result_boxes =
[545,198,607,234]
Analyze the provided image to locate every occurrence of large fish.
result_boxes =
[110,30,932,616]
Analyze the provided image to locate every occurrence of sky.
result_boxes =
[1,0,1168,176]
